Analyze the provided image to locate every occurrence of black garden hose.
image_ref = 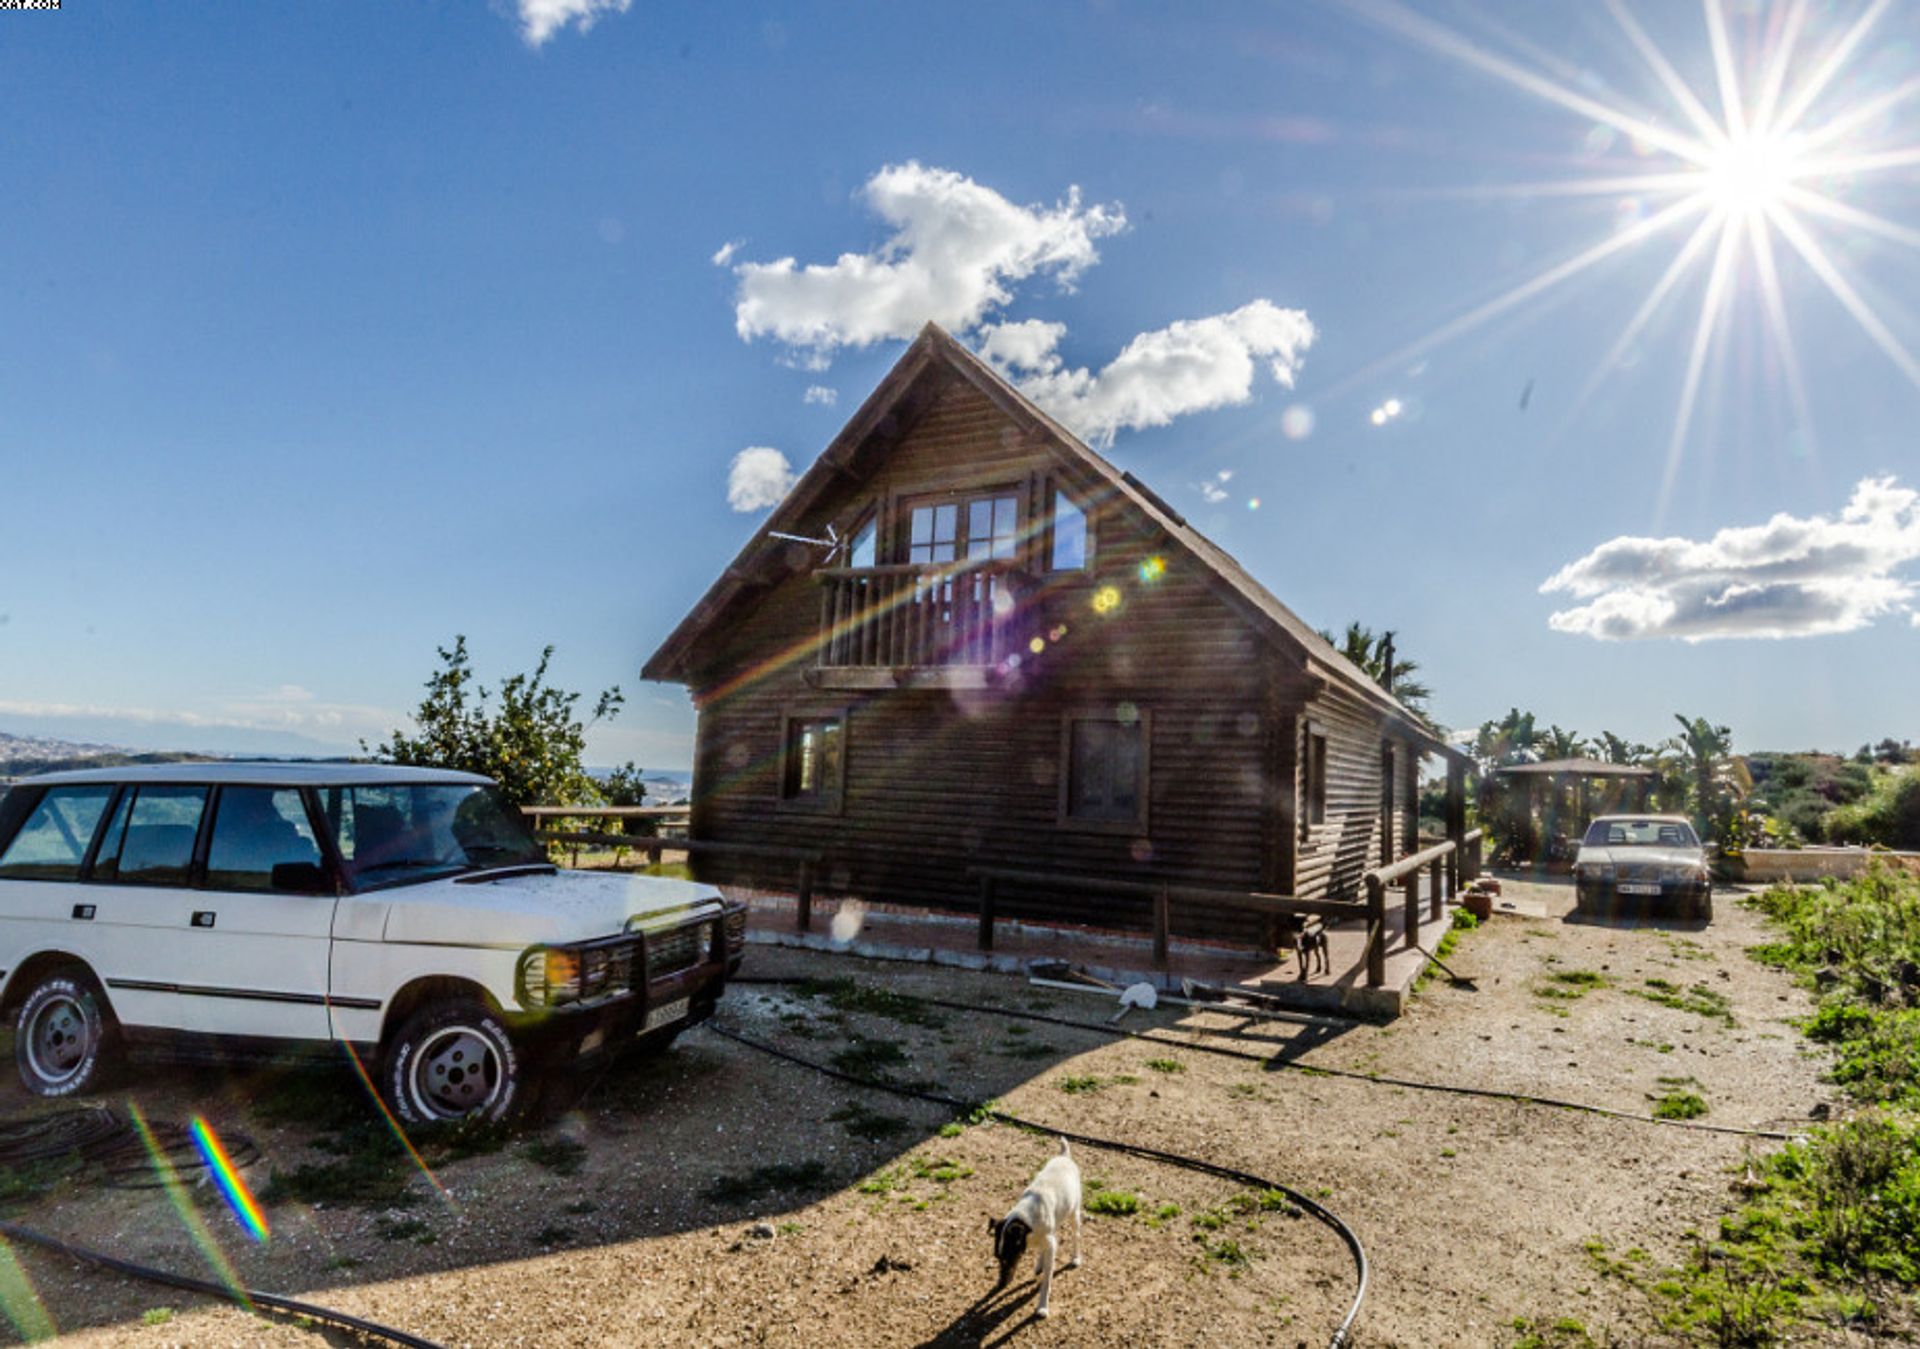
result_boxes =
[732,975,1800,1141]
[706,1020,1370,1349]
[0,1220,448,1349]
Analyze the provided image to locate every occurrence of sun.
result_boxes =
[1340,0,1920,514]
[1700,131,1801,219]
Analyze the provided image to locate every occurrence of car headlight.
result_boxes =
[1659,864,1706,884]
[516,946,583,1008]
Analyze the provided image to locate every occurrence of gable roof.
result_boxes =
[643,324,1445,751]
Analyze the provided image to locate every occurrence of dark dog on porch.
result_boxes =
[1271,913,1330,981]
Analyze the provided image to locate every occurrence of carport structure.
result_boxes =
[1495,757,1655,867]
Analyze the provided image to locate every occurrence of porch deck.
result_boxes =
[733,881,1463,1017]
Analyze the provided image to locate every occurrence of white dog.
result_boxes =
[988,1138,1082,1317]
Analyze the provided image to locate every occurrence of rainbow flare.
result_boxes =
[126,1101,252,1310]
[188,1117,270,1244]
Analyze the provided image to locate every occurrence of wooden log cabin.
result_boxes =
[643,324,1462,945]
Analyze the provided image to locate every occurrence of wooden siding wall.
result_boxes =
[1289,680,1399,903]
[685,377,1283,942]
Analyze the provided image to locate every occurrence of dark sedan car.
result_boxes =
[1573,814,1712,921]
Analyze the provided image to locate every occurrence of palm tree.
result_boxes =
[1596,730,1653,766]
[1672,713,1751,842]
[1317,622,1434,715]
[1537,725,1588,761]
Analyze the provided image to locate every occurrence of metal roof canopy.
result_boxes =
[1495,757,1655,778]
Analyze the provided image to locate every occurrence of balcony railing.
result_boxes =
[813,562,1021,669]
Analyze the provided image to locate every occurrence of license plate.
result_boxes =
[642,997,690,1033]
[1617,882,1662,896]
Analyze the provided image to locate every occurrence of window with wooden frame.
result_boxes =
[1303,725,1329,833]
[905,491,1020,566]
[847,512,878,569]
[780,711,846,809]
[1048,487,1089,572]
[1060,710,1149,830]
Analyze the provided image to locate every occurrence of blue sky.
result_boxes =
[3,1,1916,768]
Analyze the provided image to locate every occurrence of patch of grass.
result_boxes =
[1631,977,1736,1024]
[1548,968,1609,987]
[1085,1189,1142,1217]
[937,1121,965,1139]
[705,1160,832,1204]
[777,1220,804,1235]
[1195,1236,1256,1275]
[1650,1089,1709,1121]
[1145,1202,1181,1228]
[908,1155,973,1185]
[795,977,947,1028]
[993,1039,1057,1061]
[1058,1075,1105,1095]
[141,1308,174,1327]
[828,1037,909,1080]
[376,1214,433,1243]
[1144,1057,1185,1074]
[1227,1082,1263,1100]
[521,1135,588,1177]
[1508,1314,1597,1348]
[264,1126,417,1209]
[530,1224,574,1247]
[826,1101,911,1142]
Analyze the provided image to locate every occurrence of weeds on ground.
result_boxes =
[794,977,948,1029]
[1415,908,1480,992]
[827,1101,911,1142]
[141,1309,174,1327]
[1144,1057,1185,1074]
[521,1135,587,1176]
[1509,1315,1599,1348]
[1058,1075,1105,1094]
[1631,978,1736,1024]
[376,1214,434,1244]
[829,1037,908,1081]
[705,1160,832,1204]
[1650,1087,1710,1121]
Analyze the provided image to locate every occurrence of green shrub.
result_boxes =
[1824,770,1920,851]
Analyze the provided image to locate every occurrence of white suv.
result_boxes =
[0,764,743,1124]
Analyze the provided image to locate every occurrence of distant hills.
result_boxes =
[0,731,214,780]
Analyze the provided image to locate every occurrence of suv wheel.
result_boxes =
[385,1001,524,1126]
[15,969,115,1098]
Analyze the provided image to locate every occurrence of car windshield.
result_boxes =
[1583,818,1699,849]
[315,784,547,889]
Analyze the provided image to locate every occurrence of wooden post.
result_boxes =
[977,873,997,951]
[1430,856,1444,921]
[1152,885,1171,970]
[1469,831,1482,881]
[796,859,814,934]
[1365,875,1387,988]
[1446,760,1466,899]
[1404,871,1420,943]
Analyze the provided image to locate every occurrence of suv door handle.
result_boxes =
[191,911,217,929]
[71,903,96,921]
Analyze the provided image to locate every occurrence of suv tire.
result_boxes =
[14,969,115,1098]
[385,1001,525,1126]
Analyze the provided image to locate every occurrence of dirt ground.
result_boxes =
[0,877,1841,1347]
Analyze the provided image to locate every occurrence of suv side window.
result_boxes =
[93,786,209,887]
[0,786,115,881]
[205,788,324,893]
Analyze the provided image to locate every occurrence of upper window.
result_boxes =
[1050,490,1088,571]
[908,503,958,564]
[0,786,115,881]
[1304,729,1329,830]
[909,493,1019,566]
[316,784,544,891]
[1063,714,1147,827]
[205,788,325,893]
[965,496,1019,561]
[94,786,209,887]
[849,514,877,569]
[782,715,845,805]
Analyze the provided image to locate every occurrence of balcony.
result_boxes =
[811,562,1022,689]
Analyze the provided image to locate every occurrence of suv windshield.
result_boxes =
[315,784,547,889]
[1582,818,1700,849]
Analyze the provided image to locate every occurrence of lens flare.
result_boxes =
[127,1100,252,1309]
[1138,556,1167,583]
[1091,585,1122,615]
[336,1039,456,1209]
[189,1117,269,1244]
[0,1239,54,1342]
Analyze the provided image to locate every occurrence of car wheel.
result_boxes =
[385,1001,525,1127]
[14,969,116,1098]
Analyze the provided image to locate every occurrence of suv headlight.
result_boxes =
[516,946,583,1008]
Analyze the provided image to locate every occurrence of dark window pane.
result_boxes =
[1068,719,1144,823]
[1051,491,1087,571]
[785,717,843,801]
[0,786,114,880]
[104,786,208,887]
[206,788,324,893]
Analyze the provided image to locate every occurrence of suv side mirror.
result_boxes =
[271,861,331,894]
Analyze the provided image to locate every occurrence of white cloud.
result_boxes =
[727,446,797,512]
[711,240,741,267]
[803,385,838,407]
[725,163,1125,364]
[1195,469,1235,504]
[979,301,1317,447]
[514,0,631,46]
[1540,476,1920,642]
[0,688,398,742]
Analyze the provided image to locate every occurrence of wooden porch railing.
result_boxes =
[1361,827,1482,987]
[964,865,1359,974]
[813,562,1021,668]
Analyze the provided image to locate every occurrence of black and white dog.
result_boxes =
[1275,913,1330,980]
[988,1138,1082,1317]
